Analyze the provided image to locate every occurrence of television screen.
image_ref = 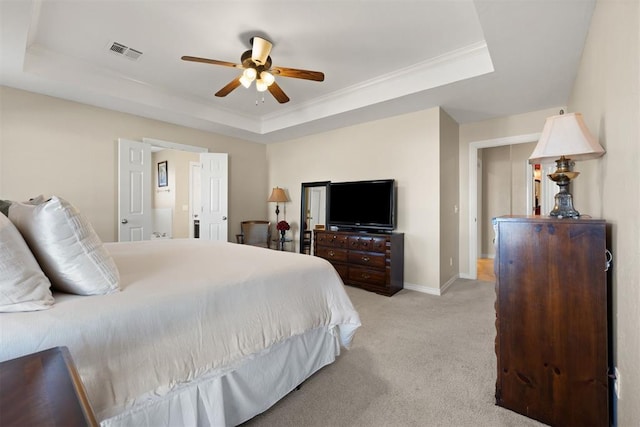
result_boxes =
[328,179,396,231]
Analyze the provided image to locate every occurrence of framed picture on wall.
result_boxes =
[158,161,168,187]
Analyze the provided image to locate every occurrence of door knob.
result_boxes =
[121,219,128,224]
[222,216,227,221]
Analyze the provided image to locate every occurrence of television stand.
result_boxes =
[314,229,404,296]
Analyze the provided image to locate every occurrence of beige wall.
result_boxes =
[439,109,459,287]
[480,141,537,257]
[567,0,640,424]
[266,107,446,292]
[0,86,268,242]
[458,106,562,275]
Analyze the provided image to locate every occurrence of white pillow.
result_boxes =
[0,213,54,312]
[8,196,120,295]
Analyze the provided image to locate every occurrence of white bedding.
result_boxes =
[0,239,361,424]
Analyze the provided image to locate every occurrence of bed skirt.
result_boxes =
[100,325,342,427]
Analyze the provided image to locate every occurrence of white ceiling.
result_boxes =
[0,0,595,144]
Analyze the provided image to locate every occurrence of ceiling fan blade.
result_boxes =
[215,78,242,97]
[271,66,324,82]
[250,37,273,66]
[267,82,290,104]
[181,56,242,68]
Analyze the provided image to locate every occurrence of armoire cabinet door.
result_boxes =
[494,217,609,427]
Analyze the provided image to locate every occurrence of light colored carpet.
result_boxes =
[245,279,546,427]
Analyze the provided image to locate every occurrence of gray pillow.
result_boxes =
[8,196,120,295]
[0,200,11,217]
[0,213,54,312]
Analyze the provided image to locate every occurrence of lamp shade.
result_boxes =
[267,187,289,203]
[529,112,605,164]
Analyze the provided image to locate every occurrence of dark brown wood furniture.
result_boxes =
[493,216,610,426]
[0,346,98,427]
[314,229,404,296]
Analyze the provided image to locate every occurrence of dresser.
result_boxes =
[493,216,610,426]
[314,229,404,296]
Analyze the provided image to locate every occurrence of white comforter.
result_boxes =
[0,239,361,421]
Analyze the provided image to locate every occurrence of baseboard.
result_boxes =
[403,282,442,296]
[403,275,458,296]
[440,275,458,294]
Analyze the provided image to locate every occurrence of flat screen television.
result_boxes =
[327,179,396,232]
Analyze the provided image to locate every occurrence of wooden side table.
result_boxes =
[0,346,98,427]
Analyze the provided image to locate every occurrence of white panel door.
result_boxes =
[199,153,228,241]
[189,161,201,238]
[118,139,151,241]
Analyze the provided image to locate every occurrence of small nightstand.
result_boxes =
[0,346,98,427]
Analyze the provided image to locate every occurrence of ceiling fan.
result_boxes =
[181,36,324,104]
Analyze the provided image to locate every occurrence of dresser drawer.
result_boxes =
[348,236,388,253]
[316,233,349,248]
[349,266,387,286]
[331,263,348,280]
[348,250,386,269]
[316,246,348,262]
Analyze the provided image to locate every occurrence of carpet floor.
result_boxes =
[245,279,546,427]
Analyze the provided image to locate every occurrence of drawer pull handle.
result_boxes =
[328,250,335,257]
[362,256,370,262]
[361,273,370,279]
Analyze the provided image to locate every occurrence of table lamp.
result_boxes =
[528,111,605,218]
[267,187,289,222]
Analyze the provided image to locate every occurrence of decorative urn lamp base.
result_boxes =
[548,155,580,218]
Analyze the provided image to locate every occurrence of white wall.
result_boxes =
[267,107,445,293]
[0,86,268,242]
[567,0,640,424]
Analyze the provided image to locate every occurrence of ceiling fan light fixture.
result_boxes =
[243,67,257,80]
[239,75,252,88]
[260,71,275,86]
[256,79,269,92]
[239,67,257,88]
[251,37,272,65]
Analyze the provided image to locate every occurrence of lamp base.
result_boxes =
[549,189,580,218]
[546,155,581,218]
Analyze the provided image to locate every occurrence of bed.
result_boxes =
[0,238,361,426]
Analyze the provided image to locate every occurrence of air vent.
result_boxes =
[107,41,143,61]
[124,48,142,60]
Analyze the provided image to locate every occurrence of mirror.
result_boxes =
[299,181,329,254]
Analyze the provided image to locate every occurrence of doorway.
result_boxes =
[118,138,229,241]
[467,132,541,279]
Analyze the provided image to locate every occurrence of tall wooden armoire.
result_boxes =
[493,216,610,426]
